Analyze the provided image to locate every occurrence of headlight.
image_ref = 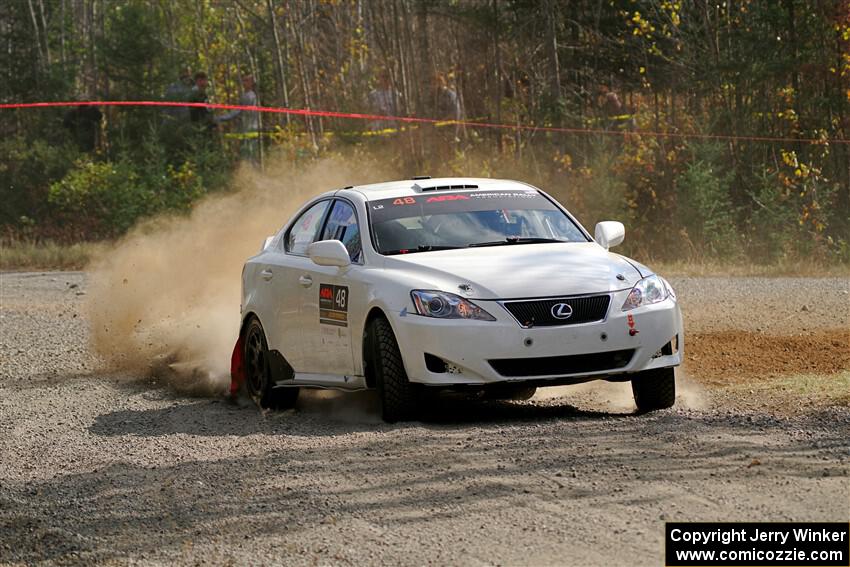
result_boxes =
[660,276,676,301]
[621,275,669,311]
[411,290,496,321]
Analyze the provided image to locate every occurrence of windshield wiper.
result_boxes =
[383,245,462,255]
[468,237,567,248]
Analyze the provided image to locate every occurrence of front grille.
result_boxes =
[502,294,611,327]
[489,349,634,378]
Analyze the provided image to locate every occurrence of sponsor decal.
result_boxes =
[426,194,470,203]
[470,191,537,199]
[319,283,349,327]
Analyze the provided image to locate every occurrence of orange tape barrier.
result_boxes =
[1,100,845,145]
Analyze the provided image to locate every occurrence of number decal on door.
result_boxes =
[319,284,349,327]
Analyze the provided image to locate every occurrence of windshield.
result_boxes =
[368,189,589,255]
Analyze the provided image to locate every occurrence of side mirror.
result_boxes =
[308,240,351,267]
[260,236,274,253]
[594,221,625,250]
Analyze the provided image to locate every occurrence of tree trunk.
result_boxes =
[266,0,291,123]
[492,0,503,154]
[26,0,44,71]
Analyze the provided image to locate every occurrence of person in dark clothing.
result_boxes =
[63,104,102,152]
[163,67,193,121]
[188,72,214,129]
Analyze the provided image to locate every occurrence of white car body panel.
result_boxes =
[240,178,684,391]
[382,242,642,298]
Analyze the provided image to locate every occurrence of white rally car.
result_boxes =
[230,177,683,421]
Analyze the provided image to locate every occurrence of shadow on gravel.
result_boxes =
[7,411,850,565]
[88,392,628,438]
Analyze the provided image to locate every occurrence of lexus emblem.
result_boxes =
[551,303,573,320]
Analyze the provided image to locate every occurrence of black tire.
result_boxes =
[631,367,675,412]
[368,317,418,422]
[243,317,299,410]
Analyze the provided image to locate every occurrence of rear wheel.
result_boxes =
[631,367,675,412]
[244,318,299,410]
[368,317,418,422]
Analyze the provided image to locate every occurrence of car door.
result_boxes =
[264,199,332,371]
[295,198,365,376]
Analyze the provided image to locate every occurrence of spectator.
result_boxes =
[433,73,462,122]
[367,70,401,131]
[601,87,634,131]
[163,67,193,121]
[188,72,214,130]
[431,72,464,141]
[215,74,261,164]
[63,103,102,152]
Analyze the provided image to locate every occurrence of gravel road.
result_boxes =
[1,272,848,566]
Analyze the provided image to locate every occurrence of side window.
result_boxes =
[321,200,362,262]
[285,200,330,255]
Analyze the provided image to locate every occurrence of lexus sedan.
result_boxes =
[230,177,683,421]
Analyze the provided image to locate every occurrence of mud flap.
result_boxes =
[229,334,245,397]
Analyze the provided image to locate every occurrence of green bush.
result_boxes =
[675,144,739,259]
[0,139,79,226]
[744,149,846,264]
[578,154,629,229]
[48,156,206,238]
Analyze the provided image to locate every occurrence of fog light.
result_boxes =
[424,353,447,373]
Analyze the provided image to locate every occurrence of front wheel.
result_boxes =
[631,367,675,413]
[243,318,299,410]
[368,318,418,422]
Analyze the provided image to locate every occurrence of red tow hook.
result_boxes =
[627,314,639,336]
[229,334,246,397]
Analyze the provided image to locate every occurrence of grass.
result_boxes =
[652,258,850,278]
[725,370,850,407]
[0,239,105,271]
[1,238,849,276]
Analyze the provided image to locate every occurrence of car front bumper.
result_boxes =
[389,289,684,386]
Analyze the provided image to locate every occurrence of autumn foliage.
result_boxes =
[1,1,848,263]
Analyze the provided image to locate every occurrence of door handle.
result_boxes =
[298,275,313,287]
[260,269,273,281]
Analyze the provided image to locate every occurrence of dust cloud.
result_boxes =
[533,382,636,412]
[86,155,394,395]
[296,390,383,423]
[532,369,708,412]
[675,368,710,410]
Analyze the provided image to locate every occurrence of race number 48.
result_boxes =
[335,287,346,310]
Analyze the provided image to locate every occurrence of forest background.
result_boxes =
[2,0,849,265]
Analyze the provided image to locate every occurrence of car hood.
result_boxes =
[382,242,643,300]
